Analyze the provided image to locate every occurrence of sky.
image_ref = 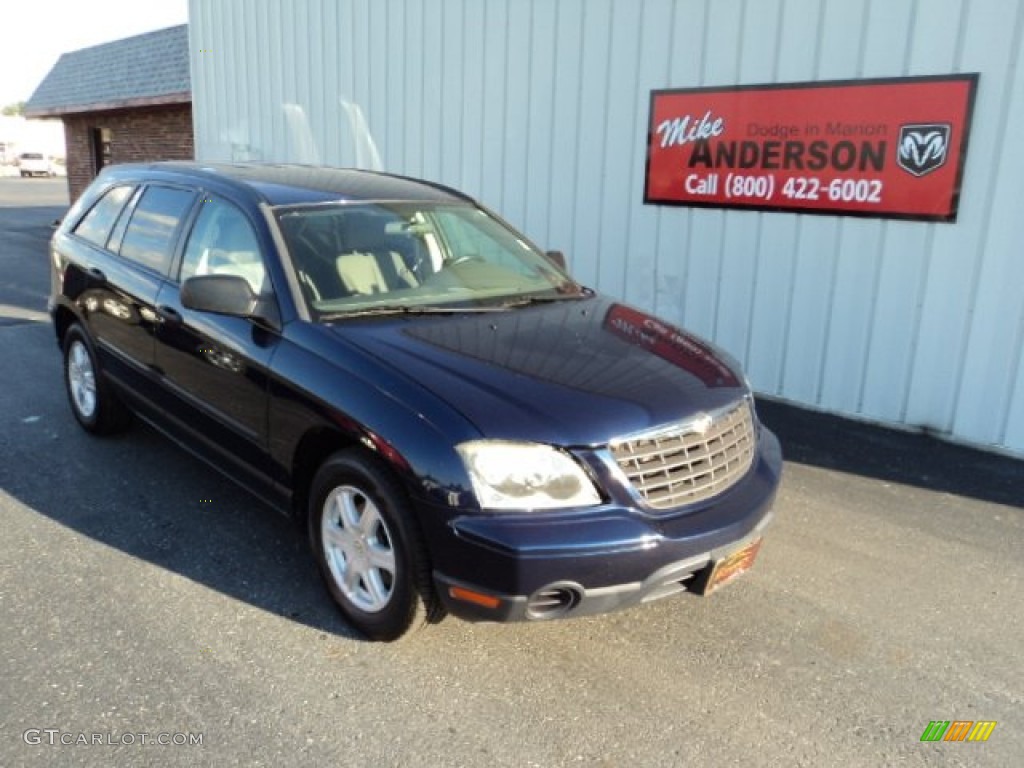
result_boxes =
[0,0,189,108]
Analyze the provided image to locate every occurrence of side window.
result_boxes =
[106,187,143,254]
[119,185,195,274]
[73,185,135,248]
[180,197,267,294]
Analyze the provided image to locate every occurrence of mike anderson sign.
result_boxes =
[644,75,978,222]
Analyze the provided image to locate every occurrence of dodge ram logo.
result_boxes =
[897,124,952,177]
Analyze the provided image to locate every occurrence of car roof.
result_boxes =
[98,161,474,207]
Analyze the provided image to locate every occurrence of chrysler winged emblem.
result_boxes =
[689,413,714,435]
[897,124,952,177]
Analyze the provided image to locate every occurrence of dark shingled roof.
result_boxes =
[25,25,190,118]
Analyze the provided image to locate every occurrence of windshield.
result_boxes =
[275,202,582,318]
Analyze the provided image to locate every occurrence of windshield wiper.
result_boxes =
[498,291,592,309]
[320,304,507,321]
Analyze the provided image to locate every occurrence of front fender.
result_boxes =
[268,322,482,510]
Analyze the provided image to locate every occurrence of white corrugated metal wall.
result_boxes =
[190,0,1024,456]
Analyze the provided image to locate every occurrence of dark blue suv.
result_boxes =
[49,162,782,640]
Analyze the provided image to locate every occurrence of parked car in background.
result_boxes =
[48,162,782,641]
[17,152,53,177]
[49,156,67,177]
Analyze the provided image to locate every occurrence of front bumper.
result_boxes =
[426,427,782,622]
[435,513,772,621]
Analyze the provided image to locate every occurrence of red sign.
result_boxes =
[645,75,978,221]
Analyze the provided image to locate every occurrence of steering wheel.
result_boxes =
[447,253,483,267]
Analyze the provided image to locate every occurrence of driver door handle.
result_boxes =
[156,304,182,325]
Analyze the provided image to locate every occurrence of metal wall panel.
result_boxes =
[190,0,1024,455]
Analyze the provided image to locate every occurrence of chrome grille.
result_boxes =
[610,401,756,510]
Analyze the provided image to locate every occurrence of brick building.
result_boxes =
[25,25,192,202]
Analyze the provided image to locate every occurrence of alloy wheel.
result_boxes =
[67,340,98,419]
[320,485,398,613]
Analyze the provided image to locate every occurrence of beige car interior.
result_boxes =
[285,212,422,303]
[183,204,268,294]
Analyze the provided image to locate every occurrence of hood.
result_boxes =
[329,295,747,446]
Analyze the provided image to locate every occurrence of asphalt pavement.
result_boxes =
[1,176,1021,767]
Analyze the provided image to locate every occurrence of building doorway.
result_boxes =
[91,127,112,173]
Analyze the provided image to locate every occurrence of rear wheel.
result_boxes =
[62,324,131,434]
[309,451,440,641]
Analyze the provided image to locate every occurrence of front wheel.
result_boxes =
[309,451,441,641]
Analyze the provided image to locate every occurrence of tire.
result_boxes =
[20,171,28,178]
[309,450,441,641]
[62,324,132,435]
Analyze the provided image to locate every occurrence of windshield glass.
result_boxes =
[275,202,581,318]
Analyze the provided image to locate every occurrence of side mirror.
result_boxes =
[181,274,259,317]
[545,250,567,270]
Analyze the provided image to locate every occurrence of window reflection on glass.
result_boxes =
[119,186,195,274]
[73,185,135,248]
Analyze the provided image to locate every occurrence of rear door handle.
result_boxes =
[156,305,182,325]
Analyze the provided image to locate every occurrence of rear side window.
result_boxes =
[119,186,195,274]
[73,185,135,248]
[105,187,143,254]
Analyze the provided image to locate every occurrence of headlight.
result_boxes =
[456,440,602,511]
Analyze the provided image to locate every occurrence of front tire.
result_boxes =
[309,451,440,641]
[62,324,131,434]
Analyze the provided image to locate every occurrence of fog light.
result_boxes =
[526,583,582,620]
